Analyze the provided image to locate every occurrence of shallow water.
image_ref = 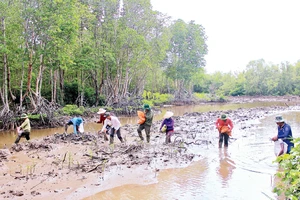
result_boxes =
[84,111,300,200]
[1,101,299,200]
[0,101,290,148]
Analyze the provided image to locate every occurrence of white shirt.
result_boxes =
[101,116,121,132]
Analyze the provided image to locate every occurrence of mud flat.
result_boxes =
[0,104,299,200]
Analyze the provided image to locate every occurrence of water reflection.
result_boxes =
[217,148,236,187]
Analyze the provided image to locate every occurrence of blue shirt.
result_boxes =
[277,123,294,147]
[70,117,83,134]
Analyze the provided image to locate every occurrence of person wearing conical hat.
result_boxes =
[271,115,294,154]
[215,114,234,148]
[159,111,174,144]
[96,108,107,124]
[96,108,110,141]
[15,114,31,144]
[137,104,153,143]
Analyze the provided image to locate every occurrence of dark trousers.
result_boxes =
[110,127,123,143]
[137,124,151,142]
[15,132,30,144]
[219,133,229,147]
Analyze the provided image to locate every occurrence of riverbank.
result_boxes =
[1,102,299,199]
[1,95,298,131]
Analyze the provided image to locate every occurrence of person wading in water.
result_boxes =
[215,114,234,148]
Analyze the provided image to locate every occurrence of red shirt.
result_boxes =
[97,114,107,124]
[215,118,234,131]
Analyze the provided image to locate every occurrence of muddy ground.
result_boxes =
[0,96,300,200]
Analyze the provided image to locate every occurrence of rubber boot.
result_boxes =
[219,142,222,148]
[146,135,150,143]
[109,136,114,145]
[167,136,171,144]
[138,132,144,141]
[104,134,109,141]
[164,137,168,145]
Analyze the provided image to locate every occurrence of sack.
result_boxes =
[274,139,288,157]
[137,111,146,124]
[79,123,84,133]
[17,127,23,136]
[219,126,232,136]
[161,125,167,133]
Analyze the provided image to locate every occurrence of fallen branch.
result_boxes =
[30,176,50,190]
[62,152,67,163]
[87,163,103,173]
[96,145,142,155]
[10,175,26,179]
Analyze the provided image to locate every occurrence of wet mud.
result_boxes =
[0,100,300,199]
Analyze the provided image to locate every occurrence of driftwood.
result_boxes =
[96,144,143,155]
[87,163,103,173]
[30,176,50,190]
[83,154,108,161]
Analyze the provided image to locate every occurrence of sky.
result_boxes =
[151,0,300,73]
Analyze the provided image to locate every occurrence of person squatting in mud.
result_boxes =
[101,112,124,144]
[15,114,31,144]
[215,114,234,148]
[137,104,154,143]
[160,111,174,144]
[271,115,294,154]
[96,108,110,141]
[64,117,84,135]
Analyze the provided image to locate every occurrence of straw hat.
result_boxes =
[97,108,106,114]
[164,111,173,119]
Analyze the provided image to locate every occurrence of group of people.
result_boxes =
[14,107,294,156]
[215,114,294,155]
[95,104,175,145]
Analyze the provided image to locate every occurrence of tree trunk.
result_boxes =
[1,16,9,112]
[59,67,64,104]
[80,69,84,106]
[51,69,58,103]
[35,49,44,106]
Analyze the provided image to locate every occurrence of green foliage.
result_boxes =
[62,105,84,116]
[142,100,154,107]
[193,93,210,101]
[84,87,96,106]
[142,91,173,105]
[273,138,300,199]
[64,82,79,105]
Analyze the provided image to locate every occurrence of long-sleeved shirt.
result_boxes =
[20,118,31,132]
[215,118,234,131]
[97,114,107,124]
[160,118,174,132]
[70,117,83,134]
[144,110,153,126]
[277,123,294,147]
[101,116,121,132]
